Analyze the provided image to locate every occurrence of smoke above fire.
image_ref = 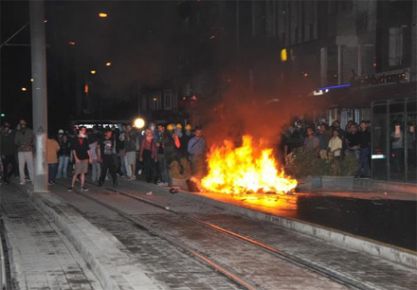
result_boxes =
[198,74,325,148]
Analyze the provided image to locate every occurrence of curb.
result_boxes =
[298,176,417,195]
[25,188,165,290]
[176,190,417,270]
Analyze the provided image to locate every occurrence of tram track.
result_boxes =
[0,218,11,290]
[73,181,373,290]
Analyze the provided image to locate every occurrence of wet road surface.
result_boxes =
[194,190,417,251]
[296,195,417,251]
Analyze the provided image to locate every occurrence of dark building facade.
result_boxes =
[179,0,416,182]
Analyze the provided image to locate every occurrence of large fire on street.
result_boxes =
[201,135,297,207]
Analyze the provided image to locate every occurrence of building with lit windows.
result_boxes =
[179,0,416,182]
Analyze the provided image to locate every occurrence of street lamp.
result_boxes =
[105,61,111,67]
[280,48,288,62]
[133,117,145,129]
[21,87,27,92]
[98,12,108,18]
[90,69,96,75]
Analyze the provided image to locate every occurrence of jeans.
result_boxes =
[56,155,69,178]
[143,150,157,183]
[157,153,168,183]
[91,161,101,182]
[99,155,117,185]
[190,154,205,179]
[48,163,58,183]
[18,151,34,183]
[357,147,370,177]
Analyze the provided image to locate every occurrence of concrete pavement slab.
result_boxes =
[1,185,102,290]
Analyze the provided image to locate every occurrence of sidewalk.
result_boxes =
[1,183,168,290]
[1,185,102,290]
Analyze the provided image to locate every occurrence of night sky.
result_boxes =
[1,1,209,129]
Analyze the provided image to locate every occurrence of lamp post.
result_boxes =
[30,0,48,193]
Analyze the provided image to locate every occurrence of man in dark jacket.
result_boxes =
[1,122,16,184]
[98,129,118,187]
[356,121,371,178]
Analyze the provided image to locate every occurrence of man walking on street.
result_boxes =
[69,126,90,191]
[14,119,34,185]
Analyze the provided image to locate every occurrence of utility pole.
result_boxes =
[30,0,48,192]
[236,0,240,56]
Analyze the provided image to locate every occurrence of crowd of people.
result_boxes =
[281,119,371,176]
[281,118,416,177]
[1,116,415,188]
[0,120,207,191]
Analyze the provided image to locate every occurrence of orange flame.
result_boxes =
[201,135,297,195]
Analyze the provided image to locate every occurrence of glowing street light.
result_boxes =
[105,61,111,67]
[98,12,108,18]
[133,117,145,129]
[90,70,97,75]
[280,48,288,62]
[68,41,76,46]
[21,87,27,92]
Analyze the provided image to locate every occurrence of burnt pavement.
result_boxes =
[0,179,416,290]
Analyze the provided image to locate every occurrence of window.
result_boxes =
[388,27,404,67]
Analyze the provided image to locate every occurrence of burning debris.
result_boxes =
[201,135,297,195]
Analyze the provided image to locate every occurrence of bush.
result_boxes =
[286,148,357,178]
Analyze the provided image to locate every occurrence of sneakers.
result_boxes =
[67,186,73,191]
[19,181,25,185]
[81,186,88,192]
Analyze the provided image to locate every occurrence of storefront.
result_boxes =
[371,98,416,183]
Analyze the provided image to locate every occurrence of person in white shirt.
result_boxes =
[328,129,343,175]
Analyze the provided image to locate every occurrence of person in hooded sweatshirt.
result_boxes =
[14,119,34,185]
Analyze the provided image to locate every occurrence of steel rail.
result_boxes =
[101,185,375,290]
[71,184,258,290]
[0,218,9,290]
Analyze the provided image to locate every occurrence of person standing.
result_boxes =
[46,135,60,185]
[187,127,206,180]
[357,121,371,178]
[0,122,16,184]
[140,128,158,183]
[303,127,319,154]
[391,121,404,174]
[98,129,118,187]
[56,134,71,179]
[69,127,90,191]
[88,134,101,183]
[124,125,138,180]
[180,124,193,159]
[156,124,168,185]
[345,123,360,159]
[14,119,34,185]
[317,124,330,160]
[328,129,343,175]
